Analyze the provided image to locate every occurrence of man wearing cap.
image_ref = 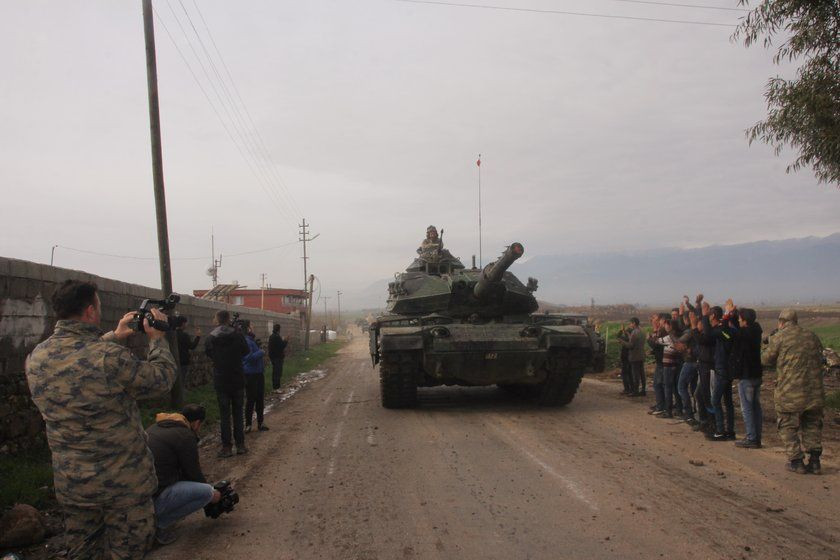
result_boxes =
[761,309,825,474]
[417,225,441,259]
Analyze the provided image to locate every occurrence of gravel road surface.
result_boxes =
[150,338,838,560]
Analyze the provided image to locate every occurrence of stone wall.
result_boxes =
[0,256,304,455]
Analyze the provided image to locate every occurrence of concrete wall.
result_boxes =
[0,256,304,455]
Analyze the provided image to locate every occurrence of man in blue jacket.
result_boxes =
[243,327,268,432]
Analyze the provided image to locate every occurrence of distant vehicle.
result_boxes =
[370,241,605,408]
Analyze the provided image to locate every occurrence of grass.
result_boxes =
[0,447,54,509]
[813,324,840,351]
[140,340,344,427]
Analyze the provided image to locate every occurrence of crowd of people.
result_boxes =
[616,294,826,474]
[24,280,289,557]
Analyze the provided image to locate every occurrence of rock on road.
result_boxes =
[150,338,839,560]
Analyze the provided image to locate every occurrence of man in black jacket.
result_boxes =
[268,324,288,390]
[147,404,221,544]
[205,310,250,457]
[731,308,764,448]
[175,316,201,382]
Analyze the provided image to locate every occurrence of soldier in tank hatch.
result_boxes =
[25,280,178,559]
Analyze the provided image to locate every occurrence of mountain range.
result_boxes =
[345,233,840,310]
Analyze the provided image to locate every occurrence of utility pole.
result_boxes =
[260,273,267,310]
[209,230,222,288]
[304,274,315,350]
[142,0,181,407]
[298,219,320,294]
[322,296,331,324]
[336,290,342,328]
[50,245,58,266]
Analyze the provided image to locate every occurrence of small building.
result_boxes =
[194,285,307,314]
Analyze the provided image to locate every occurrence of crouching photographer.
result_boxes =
[147,404,239,545]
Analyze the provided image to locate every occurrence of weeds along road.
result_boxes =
[150,337,839,560]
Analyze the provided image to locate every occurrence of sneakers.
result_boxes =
[806,452,821,475]
[236,445,249,455]
[706,432,727,442]
[787,459,807,474]
[734,439,761,449]
[155,527,178,546]
[652,410,667,417]
[258,424,270,432]
[725,431,737,441]
[217,445,233,458]
[245,424,253,433]
[658,411,674,419]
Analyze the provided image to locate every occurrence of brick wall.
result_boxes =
[0,256,304,455]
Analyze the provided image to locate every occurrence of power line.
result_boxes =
[172,0,301,219]
[394,0,737,27]
[55,240,298,262]
[188,0,303,219]
[587,0,747,12]
[153,8,295,221]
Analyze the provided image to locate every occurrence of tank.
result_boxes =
[370,241,605,408]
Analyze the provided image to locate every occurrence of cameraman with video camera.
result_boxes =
[147,404,232,545]
[25,280,177,559]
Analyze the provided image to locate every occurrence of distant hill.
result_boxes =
[343,233,840,310]
[514,233,840,307]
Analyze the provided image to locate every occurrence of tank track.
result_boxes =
[537,348,590,407]
[379,352,419,409]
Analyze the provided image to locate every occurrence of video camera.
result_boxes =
[204,480,239,519]
[230,312,249,334]
[133,293,181,333]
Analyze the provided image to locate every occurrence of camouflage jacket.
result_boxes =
[761,324,824,413]
[25,320,177,507]
[417,238,442,261]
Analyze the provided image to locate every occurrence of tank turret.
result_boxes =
[473,242,524,299]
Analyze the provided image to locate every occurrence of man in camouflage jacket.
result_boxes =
[761,309,825,475]
[25,280,177,558]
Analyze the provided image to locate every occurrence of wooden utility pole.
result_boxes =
[304,274,315,350]
[299,219,319,306]
[260,273,267,310]
[142,0,181,408]
[336,290,342,328]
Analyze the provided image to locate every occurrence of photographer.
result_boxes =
[25,280,177,559]
[205,310,250,457]
[147,404,221,545]
[175,316,201,384]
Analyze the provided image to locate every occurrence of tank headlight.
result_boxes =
[430,326,450,338]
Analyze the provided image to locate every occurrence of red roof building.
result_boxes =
[193,287,307,314]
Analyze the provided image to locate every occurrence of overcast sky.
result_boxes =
[2,0,838,309]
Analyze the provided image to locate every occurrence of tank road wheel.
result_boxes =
[379,352,419,409]
[538,350,588,407]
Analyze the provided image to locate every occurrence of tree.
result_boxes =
[733,1,839,185]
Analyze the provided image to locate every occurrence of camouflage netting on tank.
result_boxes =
[0,256,302,455]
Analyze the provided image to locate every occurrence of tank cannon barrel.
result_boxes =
[473,242,524,299]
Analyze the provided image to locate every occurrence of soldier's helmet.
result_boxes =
[778,308,798,323]
[426,225,438,238]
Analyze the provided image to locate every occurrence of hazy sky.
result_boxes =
[2,0,838,309]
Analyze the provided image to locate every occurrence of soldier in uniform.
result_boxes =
[25,280,178,558]
[417,225,441,260]
[761,309,825,474]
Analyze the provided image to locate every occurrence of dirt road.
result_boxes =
[150,338,839,560]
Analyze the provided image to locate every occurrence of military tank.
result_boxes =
[370,241,605,408]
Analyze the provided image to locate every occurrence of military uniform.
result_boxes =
[26,320,177,559]
[761,321,824,463]
[417,238,442,261]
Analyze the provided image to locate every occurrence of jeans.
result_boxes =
[662,365,678,413]
[677,362,698,417]
[271,358,285,390]
[154,481,215,529]
[696,363,713,422]
[712,373,734,434]
[245,372,265,427]
[738,378,763,443]
[217,388,245,447]
[653,364,664,410]
[630,361,645,394]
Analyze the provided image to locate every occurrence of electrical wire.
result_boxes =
[55,241,298,262]
[188,0,303,219]
[153,8,295,222]
[394,0,737,26]
[587,0,747,11]
[172,0,302,219]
